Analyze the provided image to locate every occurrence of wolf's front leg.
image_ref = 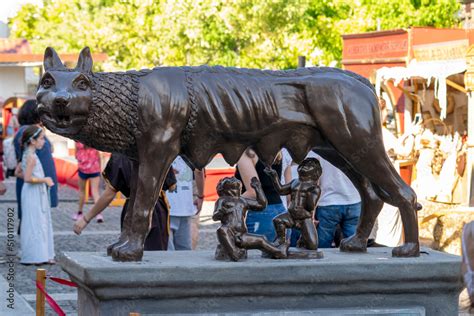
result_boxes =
[111,145,179,261]
[107,159,139,256]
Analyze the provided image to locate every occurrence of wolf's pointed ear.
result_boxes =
[44,47,65,71]
[76,47,93,73]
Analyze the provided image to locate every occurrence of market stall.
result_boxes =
[342,27,474,204]
[375,59,468,204]
[342,27,474,255]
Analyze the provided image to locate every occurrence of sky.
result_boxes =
[0,0,42,23]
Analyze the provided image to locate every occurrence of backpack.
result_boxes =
[3,137,17,170]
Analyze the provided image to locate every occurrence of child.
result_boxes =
[15,126,55,265]
[213,177,287,261]
[265,158,321,250]
[73,142,102,222]
[14,99,59,229]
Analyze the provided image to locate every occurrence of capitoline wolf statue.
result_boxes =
[37,47,421,261]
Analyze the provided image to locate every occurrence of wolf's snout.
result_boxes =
[54,96,70,109]
[52,94,72,126]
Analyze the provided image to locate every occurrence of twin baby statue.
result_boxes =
[213,158,323,261]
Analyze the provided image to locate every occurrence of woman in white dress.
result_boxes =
[16,126,55,265]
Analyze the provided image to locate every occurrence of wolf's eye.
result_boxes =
[42,77,54,89]
[75,79,89,91]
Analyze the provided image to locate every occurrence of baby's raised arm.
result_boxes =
[264,167,292,195]
[243,177,268,211]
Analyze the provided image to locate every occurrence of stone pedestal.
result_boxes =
[59,248,463,316]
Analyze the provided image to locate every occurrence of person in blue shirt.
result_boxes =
[13,100,58,229]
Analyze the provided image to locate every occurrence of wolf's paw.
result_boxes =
[339,235,367,253]
[106,239,126,256]
[392,242,420,258]
[111,239,144,262]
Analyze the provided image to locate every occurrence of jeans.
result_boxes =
[316,202,361,248]
[168,216,193,250]
[246,203,286,242]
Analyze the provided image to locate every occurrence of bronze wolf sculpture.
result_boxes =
[37,47,420,261]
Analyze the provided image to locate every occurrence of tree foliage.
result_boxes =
[8,0,461,71]
[357,0,461,31]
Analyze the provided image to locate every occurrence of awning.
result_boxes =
[375,59,467,119]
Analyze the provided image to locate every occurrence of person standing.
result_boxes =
[73,142,102,222]
[167,156,205,250]
[0,161,6,195]
[313,153,361,248]
[14,100,58,229]
[462,221,474,308]
[6,107,19,137]
[16,126,55,265]
[282,149,361,248]
[73,153,176,251]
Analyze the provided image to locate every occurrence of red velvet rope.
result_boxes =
[35,281,66,316]
[46,276,78,288]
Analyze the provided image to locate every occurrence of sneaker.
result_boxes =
[73,212,83,220]
[96,214,104,223]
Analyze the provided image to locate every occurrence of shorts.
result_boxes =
[78,171,101,180]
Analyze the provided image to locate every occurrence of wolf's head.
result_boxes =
[36,47,141,156]
[37,47,93,137]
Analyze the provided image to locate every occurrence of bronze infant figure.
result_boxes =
[37,47,421,261]
[265,157,321,251]
[213,177,288,261]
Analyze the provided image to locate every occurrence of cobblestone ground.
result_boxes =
[0,178,472,315]
[0,178,217,315]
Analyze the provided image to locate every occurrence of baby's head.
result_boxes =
[217,177,242,197]
[297,158,322,181]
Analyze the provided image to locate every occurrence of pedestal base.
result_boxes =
[286,247,324,259]
[60,248,463,316]
[214,244,248,261]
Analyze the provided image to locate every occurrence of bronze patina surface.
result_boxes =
[266,158,321,252]
[213,177,287,261]
[37,47,421,261]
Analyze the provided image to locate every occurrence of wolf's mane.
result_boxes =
[72,72,141,157]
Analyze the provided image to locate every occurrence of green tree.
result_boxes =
[8,0,461,70]
[357,0,461,31]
